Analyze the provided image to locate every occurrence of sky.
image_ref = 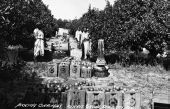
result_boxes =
[42,0,116,20]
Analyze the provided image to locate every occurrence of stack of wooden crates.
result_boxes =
[45,58,93,79]
[61,89,141,109]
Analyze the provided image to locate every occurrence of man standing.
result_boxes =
[75,28,80,42]
[75,28,82,48]
[81,28,90,60]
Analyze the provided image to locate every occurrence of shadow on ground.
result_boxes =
[0,60,47,109]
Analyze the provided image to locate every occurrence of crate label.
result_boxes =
[105,92,123,109]
[47,63,58,77]
[86,91,105,109]
[70,64,80,78]
[58,62,70,79]
[124,92,141,109]
[67,90,85,109]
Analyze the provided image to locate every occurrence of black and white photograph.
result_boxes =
[0,0,169,109]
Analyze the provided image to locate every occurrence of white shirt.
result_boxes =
[83,32,89,39]
[37,30,44,39]
[75,30,82,41]
[81,31,89,44]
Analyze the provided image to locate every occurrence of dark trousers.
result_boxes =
[81,41,84,60]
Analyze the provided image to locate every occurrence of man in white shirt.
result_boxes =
[81,28,91,59]
[84,28,89,39]
[75,28,82,42]
[75,28,82,49]
[81,28,89,45]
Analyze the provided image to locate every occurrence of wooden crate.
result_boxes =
[70,62,81,78]
[67,89,86,109]
[153,103,170,109]
[81,66,92,78]
[153,89,170,109]
[105,92,123,109]
[86,91,105,109]
[124,91,141,109]
[47,63,58,77]
[80,65,87,78]
[58,62,70,79]
[86,66,92,78]
[80,61,92,78]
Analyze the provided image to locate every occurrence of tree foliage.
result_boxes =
[0,0,58,49]
[71,0,167,56]
[0,0,168,58]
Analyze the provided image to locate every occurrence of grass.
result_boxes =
[108,63,169,108]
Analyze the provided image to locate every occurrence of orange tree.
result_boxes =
[0,0,58,50]
[75,0,167,57]
[112,0,167,57]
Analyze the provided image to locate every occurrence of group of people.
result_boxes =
[33,27,92,61]
[75,28,89,46]
[75,28,92,60]
[33,27,168,62]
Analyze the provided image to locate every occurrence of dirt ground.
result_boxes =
[0,37,169,109]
